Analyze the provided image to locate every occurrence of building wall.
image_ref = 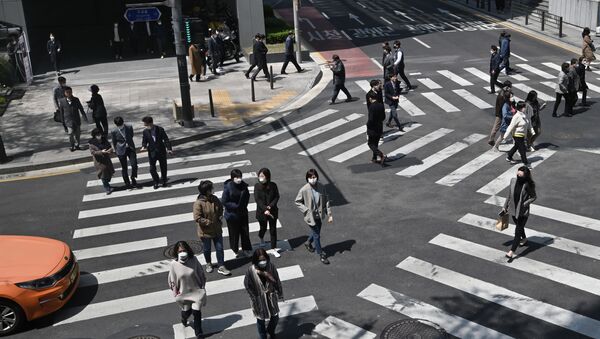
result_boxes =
[0,0,27,35]
[236,0,265,54]
[549,0,600,28]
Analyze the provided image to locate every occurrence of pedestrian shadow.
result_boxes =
[346,156,422,173]
[502,236,554,259]
[201,314,244,337]
[322,239,356,258]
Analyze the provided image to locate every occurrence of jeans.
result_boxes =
[257,315,279,339]
[118,148,138,184]
[331,83,351,103]
[226,216,252,253]
[101,178,111,192]
[387,104,401,127]
[258,216,278,249]
[281,54,301,73]
[148,153,167,184]
[489,116,501,144]
[507,136,528,165]
[201,235,225,267]
[511,215,528,252]
[66,125,81,148]
[307,219,323,255]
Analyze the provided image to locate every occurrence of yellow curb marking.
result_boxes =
[0,168,81,183]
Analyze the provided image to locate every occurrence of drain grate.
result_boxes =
[380,319,448,339]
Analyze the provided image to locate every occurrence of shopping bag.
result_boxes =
[496,213,509,231]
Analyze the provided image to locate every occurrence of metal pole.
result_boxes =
[293,0,302,63]
[541,11,545,31]
[0,134,7,163]
[251,77,255,102]
[170,0,194,127]
[270,66,274,90]
[487,0,491,12]
[559,16,563,37]
[525,14,528,25]
[208,89,215,117]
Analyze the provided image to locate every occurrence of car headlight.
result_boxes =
[15,276,57,290]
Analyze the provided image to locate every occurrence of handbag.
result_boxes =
[53,109,62,123]
[590,42,596,52]
[496,212,509,231]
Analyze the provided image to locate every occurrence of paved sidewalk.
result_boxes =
[0,55,320,174]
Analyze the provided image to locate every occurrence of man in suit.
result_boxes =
[111,116,138,188]
[280,31,303,74]
[393,40,413,92]
[59,87,88,151]
[384,74,403,131]
[244,34,261,78]
[329,54,352,104]
[489,45,504,94]
[251,34,270,81]
[47,33,62,75]
[141,116,173,189]
[208,30,221,75]
[53,76,67,113]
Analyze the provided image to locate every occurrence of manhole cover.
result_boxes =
[127,336,160,339]
[380,319,448,339]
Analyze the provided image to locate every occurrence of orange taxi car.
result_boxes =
[0,235,79,336]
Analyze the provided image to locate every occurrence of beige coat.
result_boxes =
[193,194,224,238]
[294,182,332,226]
[89,140,115,180]
[188,44,203,76]
[583,35,596,62]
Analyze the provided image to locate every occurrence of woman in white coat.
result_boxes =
[501,101,535,167]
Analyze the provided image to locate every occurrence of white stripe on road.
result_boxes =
[577,148,600,155]
[409,72,421,76]
[417,78,442,89]
[452,89,493,109]
[355,80,372,93]
[398,95,426,116]
[484,196,600,233]
[299,126,365,156]
[459,213,600,261]
[396,134,486,177]
[87,160,252,187]
[436,149,504,186]
[132,150,246,170]
[464,67,490,81]
[356,1,367,9]
[430,233,600,297]
[340,30,352,40]
[437,70,473,86]
[541,62,561,71]
[270,114,363,150]
[396,11,415,22]
[55,265,303,326]
[421,92,460,112]
[357,284,514,339]
[313,316,376,339]
[81,172,257,202]
[321,12,330,19]
[78,240,292,288]
[173,296,317,339]
[509,73,529,81]
[482,86,523,101]
[584,81,600,94]
[380,16,393,25]
[477,148,556,195]
[516,63,555,79]
[510,52,528,62]
[540,81,582,99]
[412,37,431,49]
[73,237,167,260]
[387,128,453,158]
[244,109,338,144]
[370,58,383,70]
[398,257,600,338]
[512,83,555,101]
[329,124,422,163]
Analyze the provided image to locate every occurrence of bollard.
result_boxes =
[208,88,215,117]
[525,14,528,25]
[251,77,256,102]
[0,133,7,163]
[559,16,563,37]
[541,11,545,31]
[270,66,274,90]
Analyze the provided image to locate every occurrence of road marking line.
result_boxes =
[541,62,561,71]
[387,128,453,158]
[380,16,393,25]
[516,63,555,79]
[355,80,372,93]
[510,52,528,61]
[340,29,352,40]
[370,58,383,70]
[356,2,367,9]
[54,265,303,326]
[409,72,421,75]
[397,134,486,177]
[437,70,473,86]
[314,316,376,339]
[270,113,363,150]
[584,81,600,94]
[394,10,415,22]
[410,6,425,13]
[452,89,493,109]
[398,95,426,116]
[477,148,555,195]
[322,12,330,19]
[173,296,317,338]
[577,148,600,155]
[129,150,246,170]
[244,109,338,144]
[299,126,365,156]
[329,124,422,163]
[412,37,431,48]
[540,81,582,99]
[417,78,442,89]
[421,92,460,112]
[73,237,167,260]
[436,148,504,186]
[357,284,514,339]
[509,73,529,81]
[430,233,600,297]
[398,256,600,337]
[511,83,554,101]
[464,67,490,81]
[78,240,292,288]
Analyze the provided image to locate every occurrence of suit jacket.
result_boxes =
[383,53,395,78]
[53,86,66,110]
[59,97,87,127]
[295,182,332,226]
[331,60,345,85]
[47,39,61,56]
[284,36,294,55]
[503,178,537,218]
[88,93,107,119]
[490,52,502,72]
[384,81,399,106]
[142,125,171,157]
[111,124,136,156]
[254,40,268,65]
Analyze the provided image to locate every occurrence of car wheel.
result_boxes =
[0,299,24,336]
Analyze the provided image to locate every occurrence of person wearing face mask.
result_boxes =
[501,101,535,166]
[489,45,504,94]
[141,116,173,189]
[254,168,280,257]
[47,33,62,75]
[194,180,231,276]
[493,90,514,151]
[295,169,333,265]
[222,169,252,258]
[88,128,115,195]
[168,241,206,338]
[244,248,283,339]
[59,86,88,152]
[111,116,138,189]
[501,166,537,261]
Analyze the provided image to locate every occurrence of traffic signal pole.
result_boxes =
[293,0,302,63]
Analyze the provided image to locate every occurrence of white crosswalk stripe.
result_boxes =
[584,81,600,94]
[541,62,561,71]
[511,83,555,101]
[539,81,582,99]
[464,67,490,81]
[452,89,493,109]
[397,257,600,338]
[357,284,514,339]
[398,95,426,116]
[270,114,363,150]
[130,150,247,170]
[430,234,600,296]
[508,73,529,81]
[396,133,486,177]
[299,126,366,156]
[387,128,453,159]
[313,316,377,339]
[417,78,442,89]
[437,70,473,86]
[355,80,372,93]
[73,237,167,260]
[516,63,555,79]
[436,149,504,186]
[421,92,459,112]
[244,109,338,144]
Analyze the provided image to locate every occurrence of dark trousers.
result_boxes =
[281,54,301,73]
[552,92,565,115]
[507,136,528,165]
[245,63,257,77]
[50,54,60,73]
[510,215,528,251]
[367,133,384,160]
[148,153,167,184]
[331,83,351,102]
[258,216,278,249]
[226,217,252,253]
[118,148,138,184]
[257,315,279,339]
[490,70,503,92]
[112,41,123,57]
[394,65,412,89]
[94,116,109,135]
[252,62,270,80]
[581,88,588,105]
[210,55,220,73]
[565,91,577,115]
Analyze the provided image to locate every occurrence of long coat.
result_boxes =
[503,178,537,218]
[193,194,224,239]
[295,182,332,226]
[254,181,280,220]
[89,138,115,180]
[583,35,596,62]
[188,44,203,75]
[244,263,283,320]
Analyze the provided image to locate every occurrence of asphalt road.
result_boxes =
[2,0,600,338]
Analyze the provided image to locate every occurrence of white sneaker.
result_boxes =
[269,249,281,258]
[205,263,214,273]
[529,146,536,152]
[217,266,231,276]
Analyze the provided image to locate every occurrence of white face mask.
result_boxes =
[50,36,54,41]
[233,178,242,184]
[258,176,267,184]
[178,252,188,261]
[308,178,317,185]
[490,50,494,54]
[95,135,102,141]
[114,23,118,27]
[257,260,267,268]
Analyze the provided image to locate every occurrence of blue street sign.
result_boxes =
[124,7,162,23]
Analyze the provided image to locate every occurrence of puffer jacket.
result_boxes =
[193,194,224,238]
[221,179,250,221]
[504,111,534,139]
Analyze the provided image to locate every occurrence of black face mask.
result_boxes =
[517,176,526,183]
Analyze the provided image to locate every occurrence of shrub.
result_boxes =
[266,31,289,44]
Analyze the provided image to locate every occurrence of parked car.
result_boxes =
[0,235,79,336]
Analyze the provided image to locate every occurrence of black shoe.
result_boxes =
[106,187,114,195]
[298,68,305,73]
[398,127,404,132]
[345,98,353,102]
[320,254,330,264]
[74,145,82,150]
[189,74,194,82]
[131,178,137,187]
[153,183,159,190]
[552,113,558,117]
[386,122,392,128]
[329,101,335,105]
[70,147,75,152]
[244,73,250,79]
[280,71,288,74]
[181,309,192,327]
[305,243,315,253]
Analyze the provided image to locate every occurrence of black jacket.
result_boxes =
[490,52,502,72]
[367,102,386,136]
[366,89,383,108]
[384,81,399,106]
[47,39,61,56]
[254,181,280,220]
[331,60,346,85]
[141,125,171,157]
[222,179,250,221]
[253,40,268,65]
[59,97,87,128]
[88,93,107,119]
[284,36,294,55]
